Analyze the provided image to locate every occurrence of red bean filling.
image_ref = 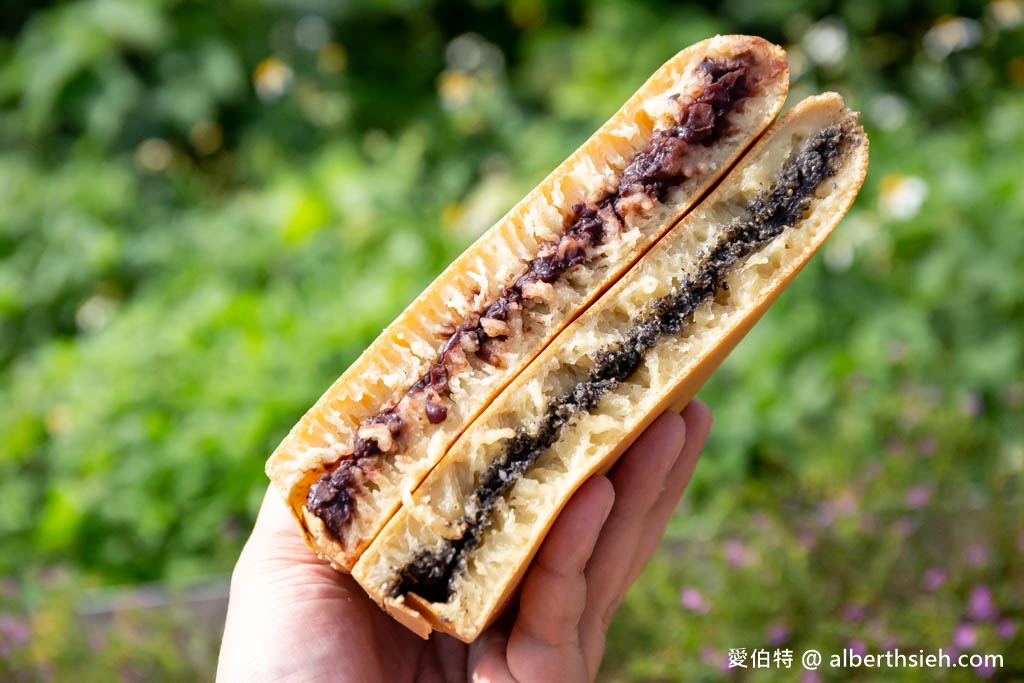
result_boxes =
[307,56,755,538]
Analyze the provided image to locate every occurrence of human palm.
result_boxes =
[217,402,712,683]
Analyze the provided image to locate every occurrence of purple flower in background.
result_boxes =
[881,635,900,650]
[798,528,819,550]
[916,435,938,457]
[700,646,725,671]
[680,587,711,615]
[817,502,836,527]
[767,621,791,646]
[923,567,946,591]
[891,516,915,537]
[120,664,145,683]
[842,603,867,622]
[40,565,68,588]
[975,662,997,678]
[905,484,932,509]
[802,672,822,683]
[966,544,990,566]
[864,460,885,481]
[967,584,998,621]
[847,638,868,657]
[996,618,1017,640]
[960,392,984,417]
[816,492,857,527]
[724,539,748,568]
[0,614,29,645]
[953,623,977,649]
[835,490,859,517]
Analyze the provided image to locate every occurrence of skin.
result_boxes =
[217,400,713,683]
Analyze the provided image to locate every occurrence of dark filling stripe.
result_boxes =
[308,57,754,538]
[389,123,854,604]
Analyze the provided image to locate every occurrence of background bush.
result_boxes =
[1,0,1021,679]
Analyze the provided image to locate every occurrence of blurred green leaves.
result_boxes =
[0,0,1022,679]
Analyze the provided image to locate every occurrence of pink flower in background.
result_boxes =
[923,567,946,590]
[723,539,748,568]
[966,544,990,566]
[679,587,711,615]
[798,527,819,551]
[817,502,836,527]
[699,645,721,666]
[816,492,858,527]
[842,603,867,622]
[996,618,1017,640]
[40,565,68,588]
[967,584,998,621]
[953,623,977,649]
[916,435,938,457]
[802,672,822,683]
[891,516,915,536]
[905,484,932,509]
[767,621,791,646]
[881,635,900,650]
[959,392,983,417]
[975,662,997,678]
[835,490,859,517]
[0,615,29,645]
[847,638,868,657]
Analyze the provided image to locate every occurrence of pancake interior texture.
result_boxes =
[351,92,869,641]
[266,35,789,570]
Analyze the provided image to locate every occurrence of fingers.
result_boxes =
[466,613,517,683]
[504,476,614,683]
[242,487,314,560]
[232,487,340,592]
[625,400,712,587]
[577,403,711,678]
[218,487,383,682]
[580,412,688,623]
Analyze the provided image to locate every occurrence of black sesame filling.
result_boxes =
[389,122,855,604]
[308,57,756,539]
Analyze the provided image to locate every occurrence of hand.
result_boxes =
[217,401,712,683]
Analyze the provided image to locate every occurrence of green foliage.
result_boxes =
[1,0,1022,679]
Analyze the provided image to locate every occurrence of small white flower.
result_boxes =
[879,175,929,221]
[803,18,848,66]
[923,16,982,60]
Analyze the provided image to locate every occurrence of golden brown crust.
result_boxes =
[267,35,790,571]
[352,92,869,641]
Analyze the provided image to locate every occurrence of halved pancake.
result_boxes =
[267,35,789,570]
[351,93,869,641]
